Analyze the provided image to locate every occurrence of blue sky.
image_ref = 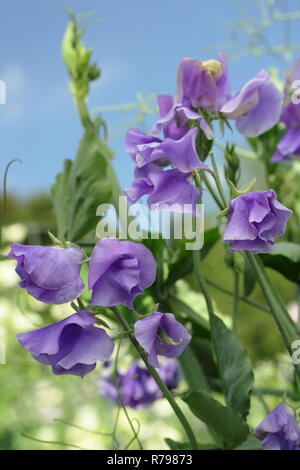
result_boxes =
[0,0,299,197]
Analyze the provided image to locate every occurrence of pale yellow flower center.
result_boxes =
[202,59,223,77]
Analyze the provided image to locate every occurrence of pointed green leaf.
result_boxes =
[210,313,254,417]
[260,242,300,284]
[182,390,250,449]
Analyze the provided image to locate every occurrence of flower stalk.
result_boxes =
[110,306,199,450]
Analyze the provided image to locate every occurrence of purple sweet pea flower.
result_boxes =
[221,70,283,137]
[9,243,85,304]
[152,94,213,141]
[125,127,210,173]
[134,312,191,367]
[17,311,114,377]
[271,58,300,162]
[100,359,181,409]
[271,128,300,162]
[224,190,292,253]
[280,57,300,127]
[88,238,156,308]
[254,403,300,450]
[176,54,231,111]
[124,168,201,216]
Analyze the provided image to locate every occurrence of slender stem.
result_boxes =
[0,159,22,248]
[74,91,94,130]
[111,407,121,449]
[192,251,224,392]
[193,252,215,323]
[202,172,224,210]
[296,285,300,333]
[246,251,300,379]
[232,271,239,332]
[205,277,270,313]
[255,387,299,401]
[210,153,228,209]
[110,306,199,450]
[113,340,143,450]
[169,294,209,329]
[252,389,270,414]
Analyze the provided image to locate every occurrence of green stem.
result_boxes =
[296,285,300,333]
[252,389,270,414]
[210,153,228,209]
[192,250,225,402]
[0,159,22,248]
[246,251,300,379]
[205,277,270,313]
[255,387,299,401]
[113,340,143,450]
[193,252,216,325]
[74,91,94,130]
[232,271,239,332]
[202,172,224,210]
[169,294,209,329]
[110,306,199,450]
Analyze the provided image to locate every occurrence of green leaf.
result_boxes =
[234,434,263,450]
[0,255,10,261]
[51,159,73,239]
[182,390,250,449]
[179,346,209,392]
[243,257,256,297]
[210,313,254,418]
[165,227,220,287]
[260,242,300,284]
[165,438,192,450]
[51,129,122,241]
[165,438,217,451]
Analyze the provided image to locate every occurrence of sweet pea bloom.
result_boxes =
[9,243,85,304]
[124,168,201,216]
[134,312,191,367]
[176,54,231,111]
[272,58,300,162]
[254,403,300,450]
[100,359,181,409]
[271,128,300,163]
[125,127,210,173]
[152,94,213,141]
[221,70,283,137]
[224,190,292,253]
[88,238,156,308]
[17,311,114,377]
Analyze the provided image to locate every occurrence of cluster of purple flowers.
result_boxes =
[100,359,181,409]
[122,53,293,253]
[124,54,283,214]
[9,238,191,378]
[255,403,300,450]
